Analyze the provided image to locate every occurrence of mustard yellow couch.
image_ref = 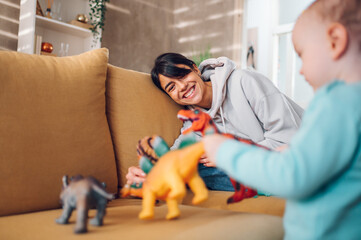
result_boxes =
[0,48,285,239]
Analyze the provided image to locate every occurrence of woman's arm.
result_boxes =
[240,70,303,149]
[256,93,303,149]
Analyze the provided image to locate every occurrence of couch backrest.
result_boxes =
[0,49,118,216]
[105,64,183,190]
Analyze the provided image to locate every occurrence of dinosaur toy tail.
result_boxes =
[120,184,143,198]
[227,179,257,204]
[92,184,115,200]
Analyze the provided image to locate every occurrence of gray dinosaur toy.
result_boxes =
[55,175,115,234]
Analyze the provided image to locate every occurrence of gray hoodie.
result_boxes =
[172,57,304,150]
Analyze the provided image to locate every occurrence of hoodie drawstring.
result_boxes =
[220,106,227,134]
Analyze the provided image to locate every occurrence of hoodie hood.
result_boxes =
[198,57,236,118]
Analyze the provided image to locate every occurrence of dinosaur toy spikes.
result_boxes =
[121,135,168,198]
[177,109,270,203]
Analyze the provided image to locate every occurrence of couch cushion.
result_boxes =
[106,65,183,189]
[0,198,284,240]
[183,191,286,217]
[0,49,118,216]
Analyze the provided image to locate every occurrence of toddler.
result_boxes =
[203,0,361,239]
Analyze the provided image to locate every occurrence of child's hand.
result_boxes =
[199,153,216,167]
[275,144,288,152]
[202,134,229,166]
[126,166,146,186]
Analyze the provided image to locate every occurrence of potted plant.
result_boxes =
[192,46,213,66]
[89,0,110,44]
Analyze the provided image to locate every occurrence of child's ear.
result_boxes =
[327,23,349,60]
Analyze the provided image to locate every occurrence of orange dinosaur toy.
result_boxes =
[177,109,270,203]
[139,140,208,220]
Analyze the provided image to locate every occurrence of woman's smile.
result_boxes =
[183,86,195,99]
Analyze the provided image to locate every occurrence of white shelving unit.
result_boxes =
[18,0,100,56]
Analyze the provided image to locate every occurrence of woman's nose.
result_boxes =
[177,81,187,91]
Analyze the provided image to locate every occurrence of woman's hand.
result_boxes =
[199,153,216,167]
[126,166,146,186]
[202,134,229,166]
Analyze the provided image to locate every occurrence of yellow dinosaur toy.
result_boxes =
[139,141,208,220]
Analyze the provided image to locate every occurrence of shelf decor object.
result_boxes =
[36,0,44,16]
[41,42,53,53]
[76,14,89,23]
[45,0,54,18]
[89,0,110,44]
[41,41,57,56]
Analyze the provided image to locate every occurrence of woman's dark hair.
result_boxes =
[151,53,196,93]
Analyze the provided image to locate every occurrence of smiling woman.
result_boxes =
[126,52,304,191]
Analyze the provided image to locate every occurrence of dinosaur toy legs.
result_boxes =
[140,173,208,220]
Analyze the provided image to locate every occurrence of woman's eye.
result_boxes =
[168,85,175,92]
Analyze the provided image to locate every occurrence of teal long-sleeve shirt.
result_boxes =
[216,80,361,240]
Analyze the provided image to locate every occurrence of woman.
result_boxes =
[126,53,304,191]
